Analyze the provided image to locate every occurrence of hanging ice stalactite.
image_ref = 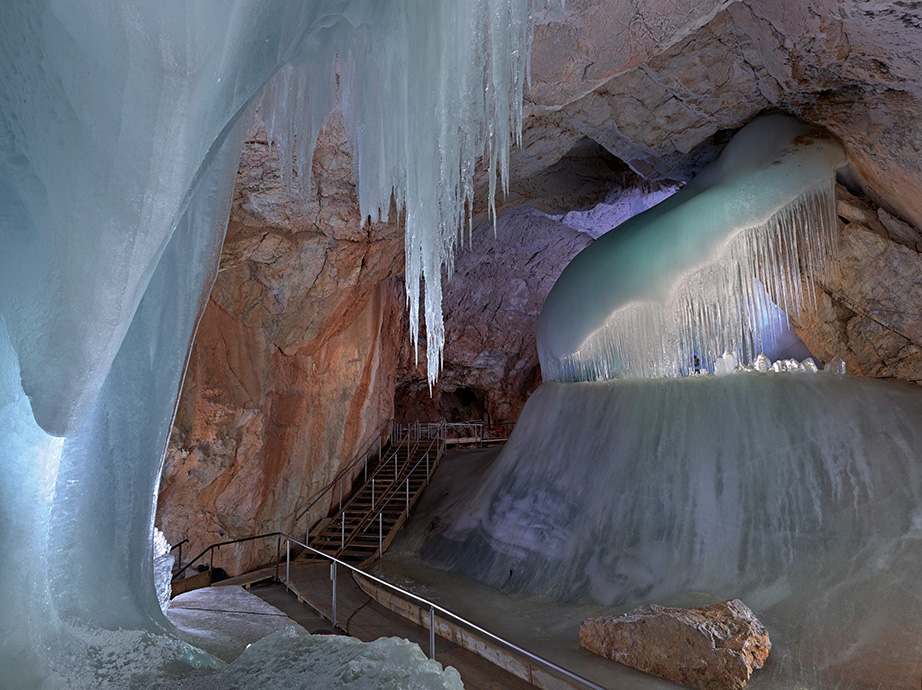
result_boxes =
[537,114,846,382]
[259,0,560,387]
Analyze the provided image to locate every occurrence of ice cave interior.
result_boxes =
[3,0,922,689]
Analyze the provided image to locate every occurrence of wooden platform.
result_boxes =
[284,561,540,690]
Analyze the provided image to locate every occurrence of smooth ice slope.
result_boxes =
[0,1,545,686]
[537,115,846,381]
[421,373,922,688]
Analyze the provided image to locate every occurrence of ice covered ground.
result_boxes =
[412,370,922,689]
[43,586,464,689]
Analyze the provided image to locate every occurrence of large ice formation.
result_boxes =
[0,1,546,686]
[171,627,464,690]
[421,373,922,688]
[537,114,846,381]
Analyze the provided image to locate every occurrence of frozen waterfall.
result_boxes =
[421,373,922,689]
[0,1,546,686]
[537,114,846,381]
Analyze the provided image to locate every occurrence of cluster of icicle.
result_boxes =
[708,352,846,376]
[537,115,847,383]
[552,180,839,381]
[259,0,560,386]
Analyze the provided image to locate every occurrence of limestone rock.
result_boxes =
[159,105,405,574]
[579,599,770,690]
[790,185,922,384]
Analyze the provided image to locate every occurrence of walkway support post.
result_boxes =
[331,562,337,629]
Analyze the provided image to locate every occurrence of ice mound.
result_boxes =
[421,374,922,688]
[538,114,846,382]
[170,628,463,690]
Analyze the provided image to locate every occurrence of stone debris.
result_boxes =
[579,599,770,690]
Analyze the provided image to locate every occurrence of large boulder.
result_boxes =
[579,599,771,690]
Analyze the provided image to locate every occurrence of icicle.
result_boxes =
[258,0,561,388]
[538,114,846,382]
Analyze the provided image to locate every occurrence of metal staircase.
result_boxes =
[301,424,445,566]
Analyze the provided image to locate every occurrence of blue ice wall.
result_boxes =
[0,1,546,685]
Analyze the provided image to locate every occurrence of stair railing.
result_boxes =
[358,433,443,561]
[173,529,605,690]
[325,435,421,550]
[296,418,393,542]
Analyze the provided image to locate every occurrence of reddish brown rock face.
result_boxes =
[157,108,405,574]
[580,599,771,690]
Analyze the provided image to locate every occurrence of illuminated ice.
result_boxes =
[537,114,846,382]
[0,1,545,686]
[153,528,174,615]
[421,374,922,688]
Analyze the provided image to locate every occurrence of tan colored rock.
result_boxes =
[580,599,770,690]
[158,104,405,574]
[790,185,922,384]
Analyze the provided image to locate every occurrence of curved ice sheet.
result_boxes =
[537,114,846,381]
[0,1,546,686]
[422,374,922,689]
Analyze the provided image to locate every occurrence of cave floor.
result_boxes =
[279,559,538,689]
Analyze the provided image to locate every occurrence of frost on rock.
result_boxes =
[537,114,846,382]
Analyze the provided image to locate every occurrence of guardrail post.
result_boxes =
[331,562,337,629]
[371,478,375,508]
[275,535,281,582]
[429,606,435,659]
[378,512,382,557]
[341,512,345,548]
[426,453,429,483]
[339,477,343,514]
[285,538,290,590]
[209,547,214,574]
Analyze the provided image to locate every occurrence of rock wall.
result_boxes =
[791,185,922,384]
[526,0,922,229]
[157,109,405,574]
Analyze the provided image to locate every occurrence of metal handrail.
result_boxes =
[295,418,393,535]
[169,538,190,573]
[287,533,605,690]
[172,532,285,582]
[170,529,605,690]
